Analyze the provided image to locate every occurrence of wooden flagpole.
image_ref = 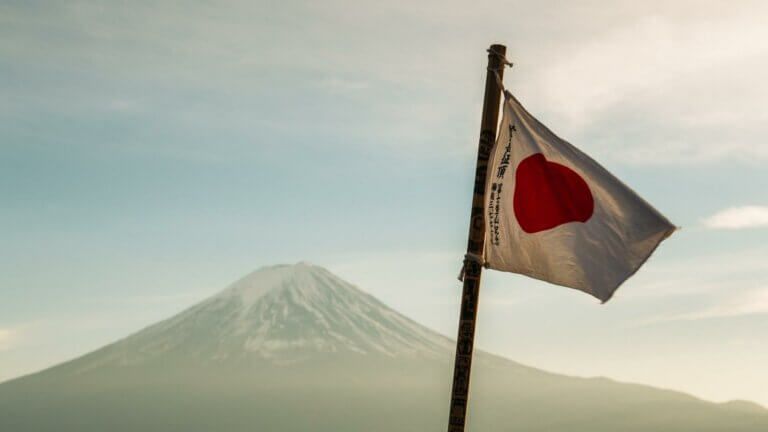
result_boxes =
[447,43,506,432]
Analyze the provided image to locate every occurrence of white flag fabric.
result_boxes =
[484,92,675,302]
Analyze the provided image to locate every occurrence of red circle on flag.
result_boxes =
[513,153,594,233]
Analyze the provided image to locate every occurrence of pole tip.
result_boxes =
[489,43,507,54]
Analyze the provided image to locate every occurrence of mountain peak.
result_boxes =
[214,262,329,307]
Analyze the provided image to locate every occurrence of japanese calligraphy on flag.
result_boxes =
[484,91,676,302]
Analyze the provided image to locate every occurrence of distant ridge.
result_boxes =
[0,263,766,432]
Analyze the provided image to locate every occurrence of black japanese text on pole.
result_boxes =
[446,44,506,432]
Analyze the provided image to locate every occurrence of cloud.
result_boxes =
[624,245,768,297]
[692,288,768,319]
[0,329,16,351]
[703,206,768,229]
[5,1,768,165]
[536,14,768,123]
[625,246,768,325]
[528,7,768,165]
[648,287,768,323]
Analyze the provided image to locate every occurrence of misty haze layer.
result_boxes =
[0,263,766,431]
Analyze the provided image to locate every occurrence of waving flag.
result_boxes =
[485,91,675,302]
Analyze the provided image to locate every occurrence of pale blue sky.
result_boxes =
[1,0,767,405]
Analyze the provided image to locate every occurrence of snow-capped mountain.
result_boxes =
[70,263,452,371]
[1,263,766,432]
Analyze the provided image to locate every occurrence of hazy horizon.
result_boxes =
[2,0,767,408]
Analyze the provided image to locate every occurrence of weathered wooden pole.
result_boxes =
[446,43,506,432]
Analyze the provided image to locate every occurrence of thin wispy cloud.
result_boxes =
[623,245,768,298]
[703,206,768,229]
[643,287,768,324]
[0,329,15,351]
[622,246,768,325]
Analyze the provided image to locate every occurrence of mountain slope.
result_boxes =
[0,263,765,432]
[52,263,453,371]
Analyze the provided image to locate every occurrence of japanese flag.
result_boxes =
[484,92,675,302]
